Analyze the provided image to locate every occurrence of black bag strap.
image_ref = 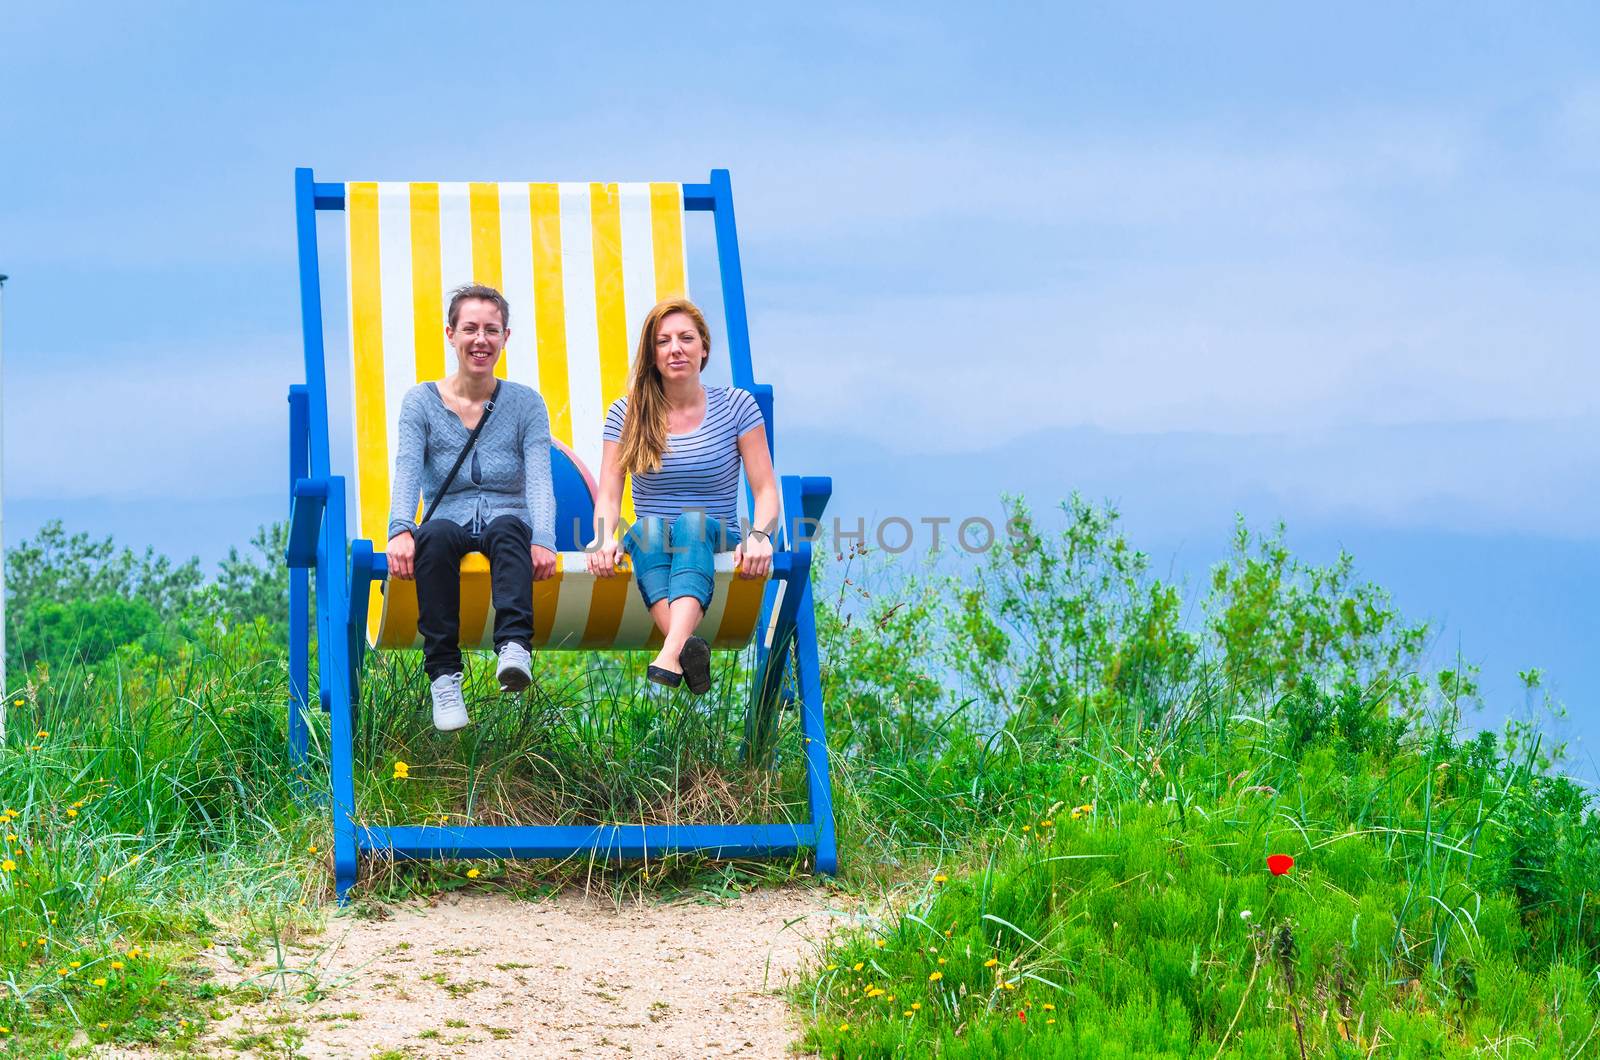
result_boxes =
[421,380,501,525]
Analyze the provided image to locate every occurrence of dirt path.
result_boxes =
[191,886,847,1059]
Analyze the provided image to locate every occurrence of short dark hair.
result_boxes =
[447,283,510,329]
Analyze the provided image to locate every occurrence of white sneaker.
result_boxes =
[431,672,470,732]
[496,642,532,694]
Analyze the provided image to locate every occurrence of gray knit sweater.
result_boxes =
[387,381,557,551]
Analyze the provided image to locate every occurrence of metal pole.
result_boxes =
[0,271,9,742]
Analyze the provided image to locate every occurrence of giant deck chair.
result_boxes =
[284,168,836,901]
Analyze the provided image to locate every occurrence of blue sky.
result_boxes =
[2,3,1596,775]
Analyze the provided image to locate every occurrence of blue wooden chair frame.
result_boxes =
[284,167,838,902]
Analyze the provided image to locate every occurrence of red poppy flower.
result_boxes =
[1018,1010,1027,1022]
[1267,853,1294,876]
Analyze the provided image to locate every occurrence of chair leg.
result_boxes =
[316,495,361,903]
[792,578,838,876]
[288,565,310,768]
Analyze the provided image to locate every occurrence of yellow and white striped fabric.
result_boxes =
[344,181,768,651]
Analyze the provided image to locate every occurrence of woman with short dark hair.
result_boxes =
[386,283,558,731]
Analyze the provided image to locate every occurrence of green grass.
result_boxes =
[2,495,1597,1056]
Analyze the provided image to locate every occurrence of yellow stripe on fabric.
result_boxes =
[532,554,564,647]
[715,573,767,648]
[468,182,507,380]
[649,183,687,299]
[529,183,572,446]
[409,183,445,383]
[348,182,391,569]
[378,580,421,649]
[582,572,632,648]
[589,183,637,525]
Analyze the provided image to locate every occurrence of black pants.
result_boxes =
[413,514,534,680]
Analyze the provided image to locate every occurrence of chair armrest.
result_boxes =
[286,477,330,568]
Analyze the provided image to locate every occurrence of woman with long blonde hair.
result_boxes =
[587,298,778,693]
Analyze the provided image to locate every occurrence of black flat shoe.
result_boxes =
[679,636,712,696]
[647,665,683,688]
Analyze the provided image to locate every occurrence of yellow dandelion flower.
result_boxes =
[984,958,1000,968]
[71,801,83,809]
[66,808,78,818]
[903,1009,914,1017]
[309,844,319,854]
[911,1002,922,1011]
[944,929,953,938]
[466,868,481,879]
[36,730,49,739]
[0,1024,9,1033]
[97,1022,108,1029]
[1047,1018,1056,1024]
[1042,1003,1055,1011]
[837,1022,849,1032]
[0,859,14,872]
[35,937,45,945]
[1071,809,1084,820]
[56,967,69,977]
[851,961,863,972]
[1041,819,1054,827]
[886,993,896,1002]
[5,834,16,842]
[128,945,143,958]
[938,957,947,965]
[110,961,124,970]
[1022,824,1031,832]
[92,976,107,987]
[1002,981,1017,990]
[933,873,947,883]
[69,960,81,968]
[874,938,885,948]
[824,963,837,972]
[928,971,943,981]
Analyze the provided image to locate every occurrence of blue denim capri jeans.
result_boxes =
[622,512,724,610]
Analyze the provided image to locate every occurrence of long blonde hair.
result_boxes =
[617,298,712,476]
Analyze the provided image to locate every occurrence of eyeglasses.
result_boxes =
[456,325,504,338]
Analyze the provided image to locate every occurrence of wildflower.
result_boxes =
[128,854,141,865]
[36,730,49,739]
[933,874,947,883]
[71,801,83,809]
[1018,1009,1026,1022]
[911,1002,921,1011]
[97,1022,108,1029]
[35,937,44,945]
[67,809,78,818]
[1042,1003,1055,1011]
[903,1009,914,1017]
[852,961,864,972]
[1041,819,1054,828]
[128,945,143,958]
[392,760,410,779]
[837,1022,849,1032]
[1002,981,1017,990]
[308,844,319,855]
[928,971,943,981]
[466,868,480,879]
[56,967,69,977]
[984,958,1000,968]
[70,961,81,968]
[1,859,14,872]
[110,961,124,970]
[874,939,885,948]
[0,1025,8,1034]
[1240,909,1253,921]
[1047,1018,1056,1025]
[1267,854,1295,876]
[1071,808,1084,820]
[937,957,947,965]
[92,976,107,987]
[1022,824,1031,832]
[5,834,16,842]
[824,964,837,972]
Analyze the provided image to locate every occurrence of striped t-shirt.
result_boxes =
[603,386,766,546]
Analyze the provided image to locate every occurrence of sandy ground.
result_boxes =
[176,886,849,1060]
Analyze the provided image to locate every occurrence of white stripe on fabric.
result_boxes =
[437,183,473,313]
[558,183,604,488]
[375,185,417,540]
[617,183,657,360]
[549,574,592,649]
[497,182,538,392]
